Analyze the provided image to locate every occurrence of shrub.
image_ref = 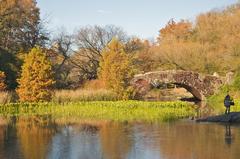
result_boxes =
[0,71,7,91]
[17,47,55,102]
[0,92,11,105]
[83,79,106,90]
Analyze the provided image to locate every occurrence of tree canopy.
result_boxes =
[0,0,48,90]
[99,38,135,99]
[0,0,48,54]
[153,4,240,75]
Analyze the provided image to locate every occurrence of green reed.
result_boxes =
[0,101,195,122]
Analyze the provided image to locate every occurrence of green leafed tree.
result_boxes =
[0,0,48,89]
[0,48,20,89]
[0,0,48,53]
[17,47,55,102]
[98,38,135,100]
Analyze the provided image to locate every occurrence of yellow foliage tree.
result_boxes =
[99,38,135,100]
[17,47,55,102]
[0,71,7,91]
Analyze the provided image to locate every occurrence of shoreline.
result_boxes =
[196,112,240,123]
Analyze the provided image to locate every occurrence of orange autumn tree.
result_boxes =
[158,19,192,42]
[98,38,135,100]
[0,71,7,91]
[17,47,55,102]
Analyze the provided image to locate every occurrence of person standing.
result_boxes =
[224,93,233,114]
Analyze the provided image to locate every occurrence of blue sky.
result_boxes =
[37,0,238,39]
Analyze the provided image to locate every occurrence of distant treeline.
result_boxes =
[1,0,240,92]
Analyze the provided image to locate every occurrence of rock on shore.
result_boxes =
[196,112,240,123]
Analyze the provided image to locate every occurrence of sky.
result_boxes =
[37,0,238,39]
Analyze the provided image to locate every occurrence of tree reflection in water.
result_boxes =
[99,122,132,159]
[0,118,240,159]
[16,116,57,159]
[46,121,133,159]
[0,124,24,159]
[0,126,4,158]
[47,121,103,159]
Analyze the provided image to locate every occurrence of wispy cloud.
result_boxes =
[97,9,111,14]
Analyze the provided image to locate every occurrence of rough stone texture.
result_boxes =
[131,70,223,100]
[196,112,240,123]
[225,72,234,85]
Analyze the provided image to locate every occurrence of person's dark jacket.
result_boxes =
[224,95,231,107]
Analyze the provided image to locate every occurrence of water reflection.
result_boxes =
[47,124,102,159]
[0,125,5,158]
[157,122,240,159]
[0,124,24,159]
[16,117,56,159]
[99,122,132,159]
[225,124,234,146]
[0,117,240,159]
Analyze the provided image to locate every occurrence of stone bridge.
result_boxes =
[131,70,224,101]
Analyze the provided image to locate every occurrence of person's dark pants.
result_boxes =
[225,106,230,114]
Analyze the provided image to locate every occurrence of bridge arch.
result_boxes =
[131,70,223,101]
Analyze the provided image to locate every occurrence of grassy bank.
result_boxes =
[0,89,118,105]
[53,89,118,103]
[0,101,194,122]
[208,84,240,114]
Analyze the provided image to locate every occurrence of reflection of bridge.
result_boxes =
[131,70,223,100]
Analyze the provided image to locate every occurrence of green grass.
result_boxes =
[0,101,194,122]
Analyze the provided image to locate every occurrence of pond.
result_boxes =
[0,118,240,159]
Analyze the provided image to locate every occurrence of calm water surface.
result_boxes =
[0,117,240,159]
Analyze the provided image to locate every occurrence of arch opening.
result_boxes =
[174,83,202,101]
